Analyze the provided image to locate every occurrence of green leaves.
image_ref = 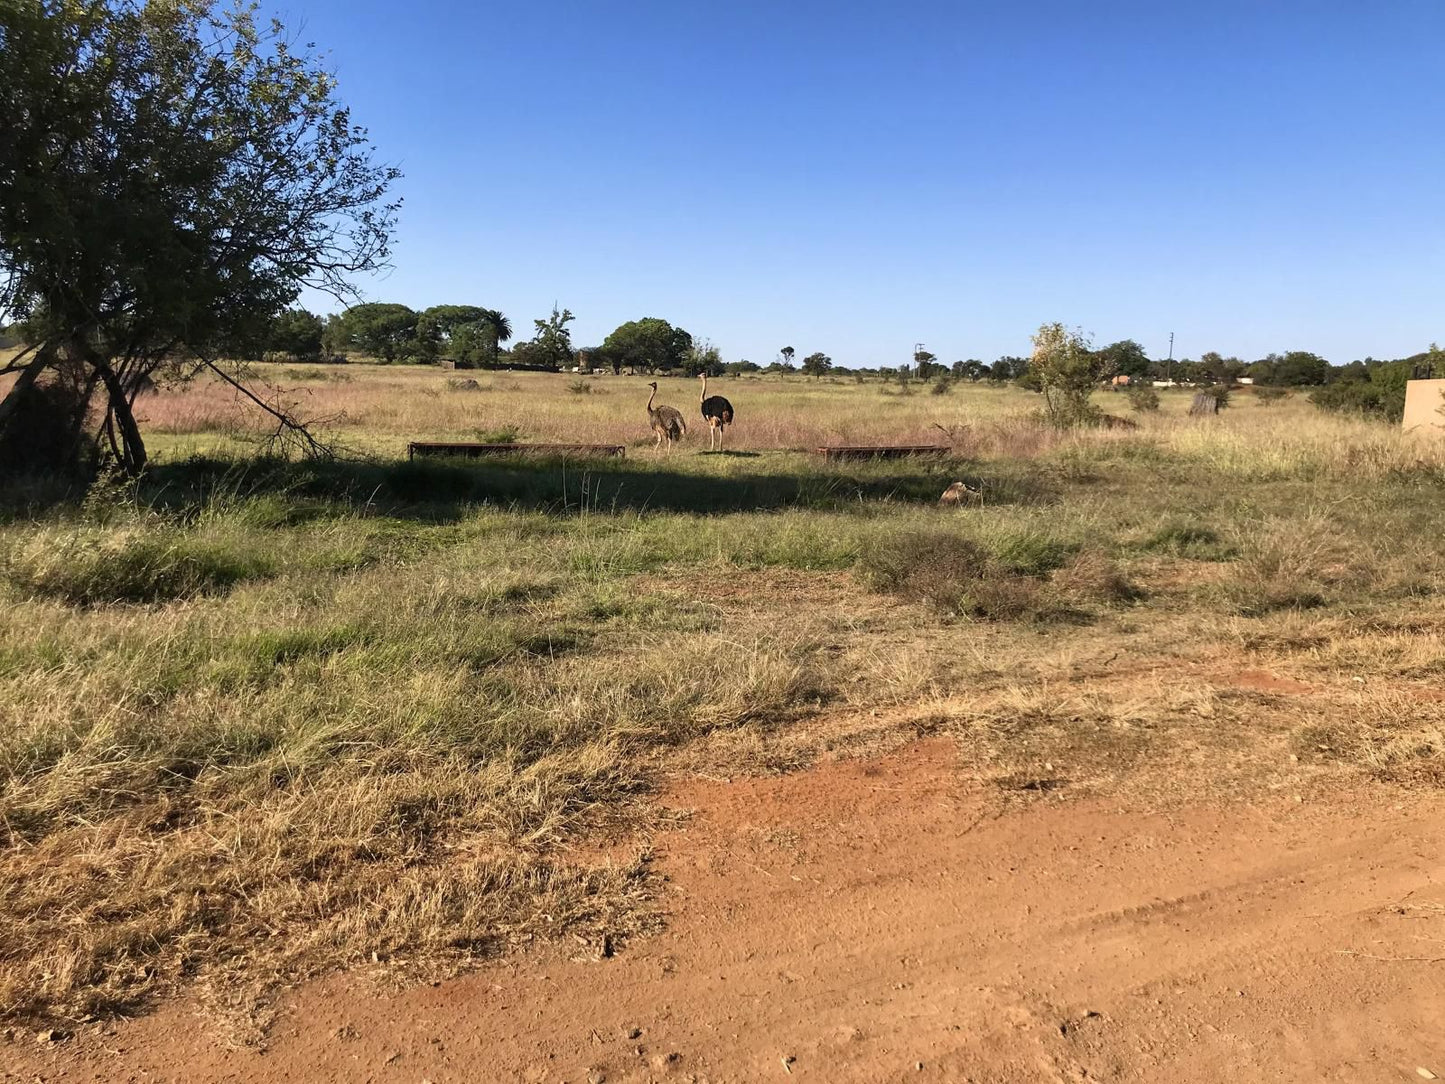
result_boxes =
[600,317,692,374]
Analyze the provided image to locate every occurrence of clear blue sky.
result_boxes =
[287,0,1443,366]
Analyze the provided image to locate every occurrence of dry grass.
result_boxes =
[3,364,1445,1029]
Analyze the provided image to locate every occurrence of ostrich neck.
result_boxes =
[699,375,707,403]
[647,386,656,414]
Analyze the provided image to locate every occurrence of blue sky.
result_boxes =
[288,0,1444,366]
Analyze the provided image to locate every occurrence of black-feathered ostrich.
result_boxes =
[645,381,686,452]
[698,374,734,451]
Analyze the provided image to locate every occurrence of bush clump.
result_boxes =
[857,529,1131,621]
[1126,384,1160,413]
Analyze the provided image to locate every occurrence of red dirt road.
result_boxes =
[9,738,1445,1082]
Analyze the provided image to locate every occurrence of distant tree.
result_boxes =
[267,309,324,361]
[1310,356,1418,422]
[1096,340,1151,379]
[1275,351,1329,386]
[1198,351,1245,385]
[0,0,399,474]
[1247,354,1280,385]
[780,346,795,367]
[726,358,761,374]
[801,351,833,379]
[416,305,485,364]
[526,306,576,370]
[684,338,725,377]
[481,309,512,367]
[602,317,692,373]
[913,349,939,381]
[329,303,421,362]
[990,356,1028,382]
[952,359,988,381]
[1031,322,1106,427]
[1329,360,1370,385]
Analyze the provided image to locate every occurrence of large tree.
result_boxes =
[327,303,420,362]
[518,306,575,370]
[600,317,692,373]
[414,304,509,367]
[0,0,400,473]
[1096,340,1151,379]
[801,352,833,379]
[267,309,325,362]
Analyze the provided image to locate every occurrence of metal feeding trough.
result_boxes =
[814,445,950,461]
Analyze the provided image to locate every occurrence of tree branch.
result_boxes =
[203,358,337,459]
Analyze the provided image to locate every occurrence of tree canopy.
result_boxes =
[1030,323,1105,426]
[1096,340,1151,379]
[601,317,692,373]
[327,304,420,362]
[267,309,325,361]
[801,352,833,379]
[0,0,400,473]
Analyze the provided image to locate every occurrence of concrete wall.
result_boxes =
[1403,379,1445,432]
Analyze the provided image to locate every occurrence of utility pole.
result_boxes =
[912,342,925,377]
[1167,332,1175,384]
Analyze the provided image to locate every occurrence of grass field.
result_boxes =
[3,363,1444,1028]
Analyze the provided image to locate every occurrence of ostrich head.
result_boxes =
[648,381,658,390]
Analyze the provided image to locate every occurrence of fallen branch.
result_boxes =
[204,358,339,460]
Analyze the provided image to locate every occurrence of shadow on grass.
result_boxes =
[2,452,1057,522]
[119,453,1056,521]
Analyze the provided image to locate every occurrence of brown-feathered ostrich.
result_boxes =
[698,374,734,451]
[645,381,686,452]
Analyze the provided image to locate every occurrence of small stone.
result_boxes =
[781,1053,795,1074]
[916,1062,925,1071]
[1418,1070,1437,1081]
[626,1026,643,1040]
[588,1070,607,1084]
[35,1028,66,1044]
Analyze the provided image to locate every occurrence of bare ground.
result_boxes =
[9,736,1444,1083]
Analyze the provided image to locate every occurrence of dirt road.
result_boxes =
[10,737,1445,1082]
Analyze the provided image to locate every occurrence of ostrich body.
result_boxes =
[698,374,735,451]
[646,381,686,451]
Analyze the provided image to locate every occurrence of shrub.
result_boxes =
[1310,361,1410,423]
[1255,386,1288,405]
[930,377,952,396]
[567,379,592,395]
[855,529,1126,621]
[1126,385,1160,413]
[1031,322,1106,428]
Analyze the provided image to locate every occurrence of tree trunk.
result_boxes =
[91,355,148,475]
[0,347,54,431]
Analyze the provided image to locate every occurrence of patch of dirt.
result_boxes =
[1228,668,1316,694]
[14,738,1445,1083]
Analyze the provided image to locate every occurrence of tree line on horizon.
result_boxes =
[155,302,1435,399]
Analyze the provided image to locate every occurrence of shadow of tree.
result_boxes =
[121,453,1055,521]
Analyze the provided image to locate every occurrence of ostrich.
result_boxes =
[698,374,735,451]
[645,381,686,452]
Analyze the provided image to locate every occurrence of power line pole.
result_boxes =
[1167,332,1175,383]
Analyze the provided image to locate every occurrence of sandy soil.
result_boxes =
[8,737,1445,1083]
